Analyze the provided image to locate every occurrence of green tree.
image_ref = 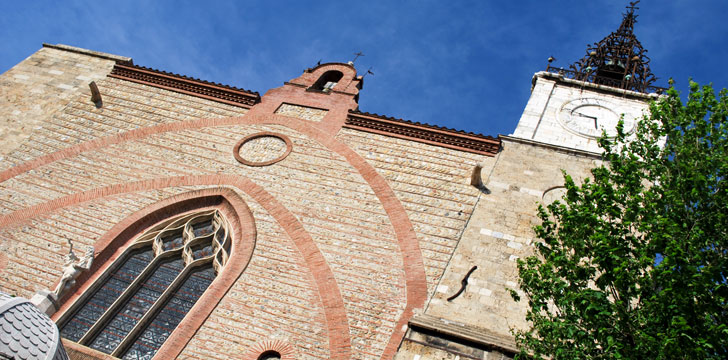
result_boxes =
[511,82,728,359]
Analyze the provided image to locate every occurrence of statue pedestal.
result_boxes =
[30,290,59,316]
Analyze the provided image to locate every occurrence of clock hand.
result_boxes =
[574,112,599,129]
[574,112,597,120]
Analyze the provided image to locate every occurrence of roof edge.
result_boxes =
[109,63,260,108]
[500,135,603,159]
[42,43,132,64]
[534,71,663,100]
[304,62,358,74]
[345,110,500,156]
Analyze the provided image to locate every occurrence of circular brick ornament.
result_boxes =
[233,132,292,167]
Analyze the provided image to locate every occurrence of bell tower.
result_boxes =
[512,1,665,153]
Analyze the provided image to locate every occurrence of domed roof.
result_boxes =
[0,292,68,360]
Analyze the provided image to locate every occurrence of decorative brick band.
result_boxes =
[252,114,428,359]
[0,116,243,184]
[109,64,260,107]
[233,132,293,167]
[345,111,501,156]
[0,253,6,274]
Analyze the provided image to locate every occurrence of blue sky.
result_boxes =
[2,0,727,137]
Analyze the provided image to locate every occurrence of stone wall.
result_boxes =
[2,44,637,360]
[512,72,654,153]
[395,137,599,359]
[275,103,328,122]
[0,45,500,360]
[0,45,127,160]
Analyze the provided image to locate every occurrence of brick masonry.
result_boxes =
[0,46,498,360]
[275,103,328,122]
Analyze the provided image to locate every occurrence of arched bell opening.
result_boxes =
[311,70,344,92]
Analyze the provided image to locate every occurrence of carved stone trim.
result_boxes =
[408,314,518,355]
[109,64,260,107]
[344,111,501,156]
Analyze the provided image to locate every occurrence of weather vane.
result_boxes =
[362,67,374,79]
[352,51,365,64]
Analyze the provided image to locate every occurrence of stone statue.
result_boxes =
[52,239,94,299]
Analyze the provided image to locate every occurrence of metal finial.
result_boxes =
[627,0,640,12]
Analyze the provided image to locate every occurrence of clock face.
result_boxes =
[557,98,635,138]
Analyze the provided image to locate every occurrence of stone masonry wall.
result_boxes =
[275,103,328,122]
[0,185,331,360]
[512,73,653,153]
[422,138,597,339]
[0,45,124,159]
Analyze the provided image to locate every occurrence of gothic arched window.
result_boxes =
[312,70,344,92]
[58,209,232,360]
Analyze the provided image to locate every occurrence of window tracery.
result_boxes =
[59,209,231,360]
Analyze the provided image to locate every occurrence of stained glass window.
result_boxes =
[59,210,231,359]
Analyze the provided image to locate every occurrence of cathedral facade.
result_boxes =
[0,6,661,360]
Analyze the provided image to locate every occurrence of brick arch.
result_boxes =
[53,187,257,359]
[0,112,428,359]
[248,114,428,358]
[0,176,349,359]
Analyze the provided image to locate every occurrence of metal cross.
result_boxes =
[627,0,640,12]
[352,52,365,63]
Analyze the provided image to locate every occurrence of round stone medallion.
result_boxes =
[233,132,292,166]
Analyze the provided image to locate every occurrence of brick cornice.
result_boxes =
[344,111,501,156]
[109,64,260,108]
